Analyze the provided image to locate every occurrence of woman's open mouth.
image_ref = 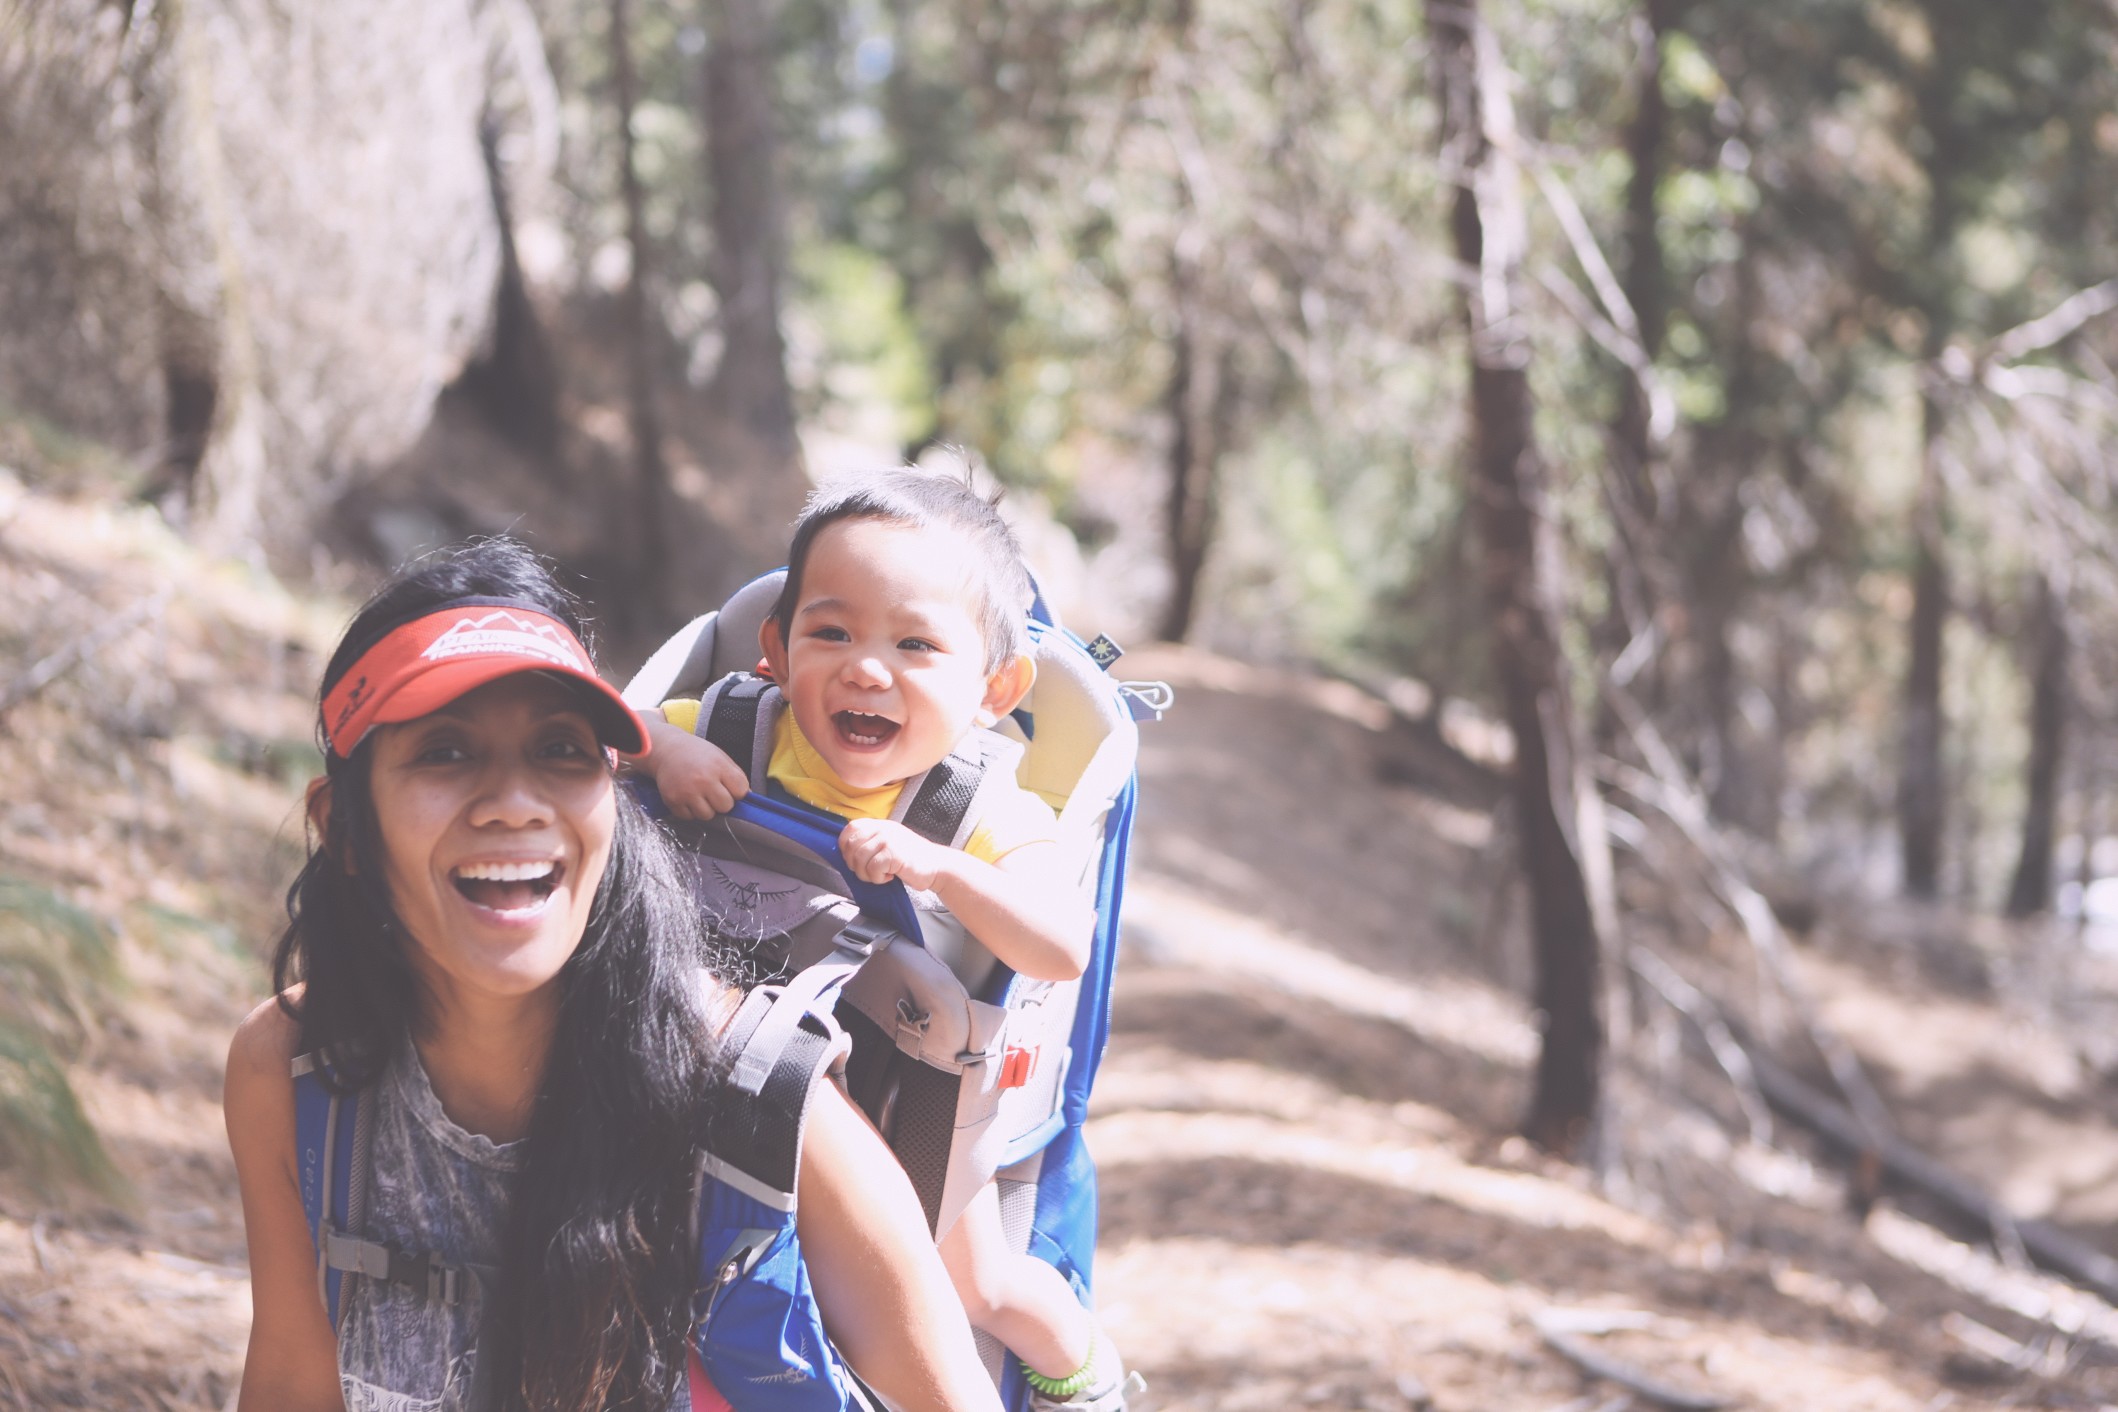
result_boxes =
[833,710,900,749]
[452,859,562,916]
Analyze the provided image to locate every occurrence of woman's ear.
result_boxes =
[305,776,349,872]
[977,653,1037,726]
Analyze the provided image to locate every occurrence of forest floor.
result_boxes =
[1,475,2116,1410]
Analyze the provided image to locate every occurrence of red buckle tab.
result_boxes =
[997,1045,1038,1090]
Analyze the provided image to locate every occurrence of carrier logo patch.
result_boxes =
[421,610,587,670]
[694,857,811,943]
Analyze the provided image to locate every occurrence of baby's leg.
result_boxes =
[939,1179,1092,1379]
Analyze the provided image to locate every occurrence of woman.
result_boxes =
[224,539,1000,1411]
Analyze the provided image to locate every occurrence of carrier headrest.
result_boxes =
[712,571,785,682]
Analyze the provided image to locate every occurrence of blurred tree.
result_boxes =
[704,0,801,475]
[1426,0,1604,1157]
[2005,573,2068,917]
[611,0,673,608]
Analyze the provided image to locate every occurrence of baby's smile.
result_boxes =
[834,709,902,749]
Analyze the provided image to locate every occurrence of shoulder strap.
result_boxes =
[698,673,783,788]
[292,1052,474,1327]
[292,1053,360,1329]
[894,728,1020,849]
[698,991,851,1213]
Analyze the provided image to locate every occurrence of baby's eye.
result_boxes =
[898,637,938,653]
[809,624,850,643]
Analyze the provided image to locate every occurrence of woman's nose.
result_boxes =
[469,761,554,827]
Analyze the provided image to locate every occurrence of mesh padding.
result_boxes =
[885,1061,958,1235]
[834,1004,958,1234]
[705,1021,834,1196]
[900,745,984,845]
[704,675,775,780]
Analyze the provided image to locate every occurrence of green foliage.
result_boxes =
[0,878,123,1196]
[790,241,937,449]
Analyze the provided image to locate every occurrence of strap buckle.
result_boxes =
[324,1231,466,1306]
[836,916,891,958]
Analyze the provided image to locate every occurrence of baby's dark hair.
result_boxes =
[772,466,1034,673]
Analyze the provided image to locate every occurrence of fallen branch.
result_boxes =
[1531,1313,1729,1411]
[0,588,171,726]
[1598,684,1897,1152]
[1988,277,2118,365]
[1738,1029,2118,1306]
[1628,948,1773,1147]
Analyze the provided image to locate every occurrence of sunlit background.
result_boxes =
[5,1,2118,1407]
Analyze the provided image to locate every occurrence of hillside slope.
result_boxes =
[0,483,2114,1409]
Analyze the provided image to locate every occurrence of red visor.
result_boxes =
[320,602,648,758]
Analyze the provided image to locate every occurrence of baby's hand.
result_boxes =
[647,730,749,820]
[838,818,949,891]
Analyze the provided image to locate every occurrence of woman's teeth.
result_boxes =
[457,861,556,882]
[453,860,559,913]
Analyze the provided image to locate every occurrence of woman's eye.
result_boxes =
[539,736,595,762]
[416,741,471,765]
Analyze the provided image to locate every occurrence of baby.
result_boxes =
[640,470,1133,1411]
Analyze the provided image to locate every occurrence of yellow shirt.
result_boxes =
[660,699,1057,865]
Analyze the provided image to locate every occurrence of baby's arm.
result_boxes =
[632,709,750,820]
[838,821,1092,981]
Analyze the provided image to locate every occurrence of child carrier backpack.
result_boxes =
[292,988,876,1412]
[622,568,1163,1407]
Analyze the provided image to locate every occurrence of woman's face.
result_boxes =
[364,672,617,1011]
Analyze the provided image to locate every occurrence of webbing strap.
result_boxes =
[729,914,887,1095]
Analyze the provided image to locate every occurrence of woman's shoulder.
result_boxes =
[225,990,303,1112]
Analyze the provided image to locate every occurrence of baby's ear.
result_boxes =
[978,652,1037,725]
[758,616,789,683]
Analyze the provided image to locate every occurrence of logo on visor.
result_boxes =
[333,674,371,732]
[421,611,587,669]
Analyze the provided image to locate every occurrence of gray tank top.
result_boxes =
[334,1034,688,1412]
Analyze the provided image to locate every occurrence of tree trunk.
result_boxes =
[1899,397,1949,898]
[455,119,563,460]
[2005,574,2068,918]
[612,0,670,611]
[1609,0,1671,510]
[1159,255,1228,644]
[703,0,799,470]
[1425,0,1605,1158]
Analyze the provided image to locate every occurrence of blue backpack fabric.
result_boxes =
[291,988,871,1412]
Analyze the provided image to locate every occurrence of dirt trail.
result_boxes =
[1,491,2115,1409]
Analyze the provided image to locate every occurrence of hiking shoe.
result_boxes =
[1028,1369,1145,1412]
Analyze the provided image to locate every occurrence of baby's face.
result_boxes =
[765,517,1009,790]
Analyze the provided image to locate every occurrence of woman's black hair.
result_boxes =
[272,537,721,1411]
[772,463,1034,673]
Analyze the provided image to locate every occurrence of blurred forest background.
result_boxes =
[8,0,2118,1406]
